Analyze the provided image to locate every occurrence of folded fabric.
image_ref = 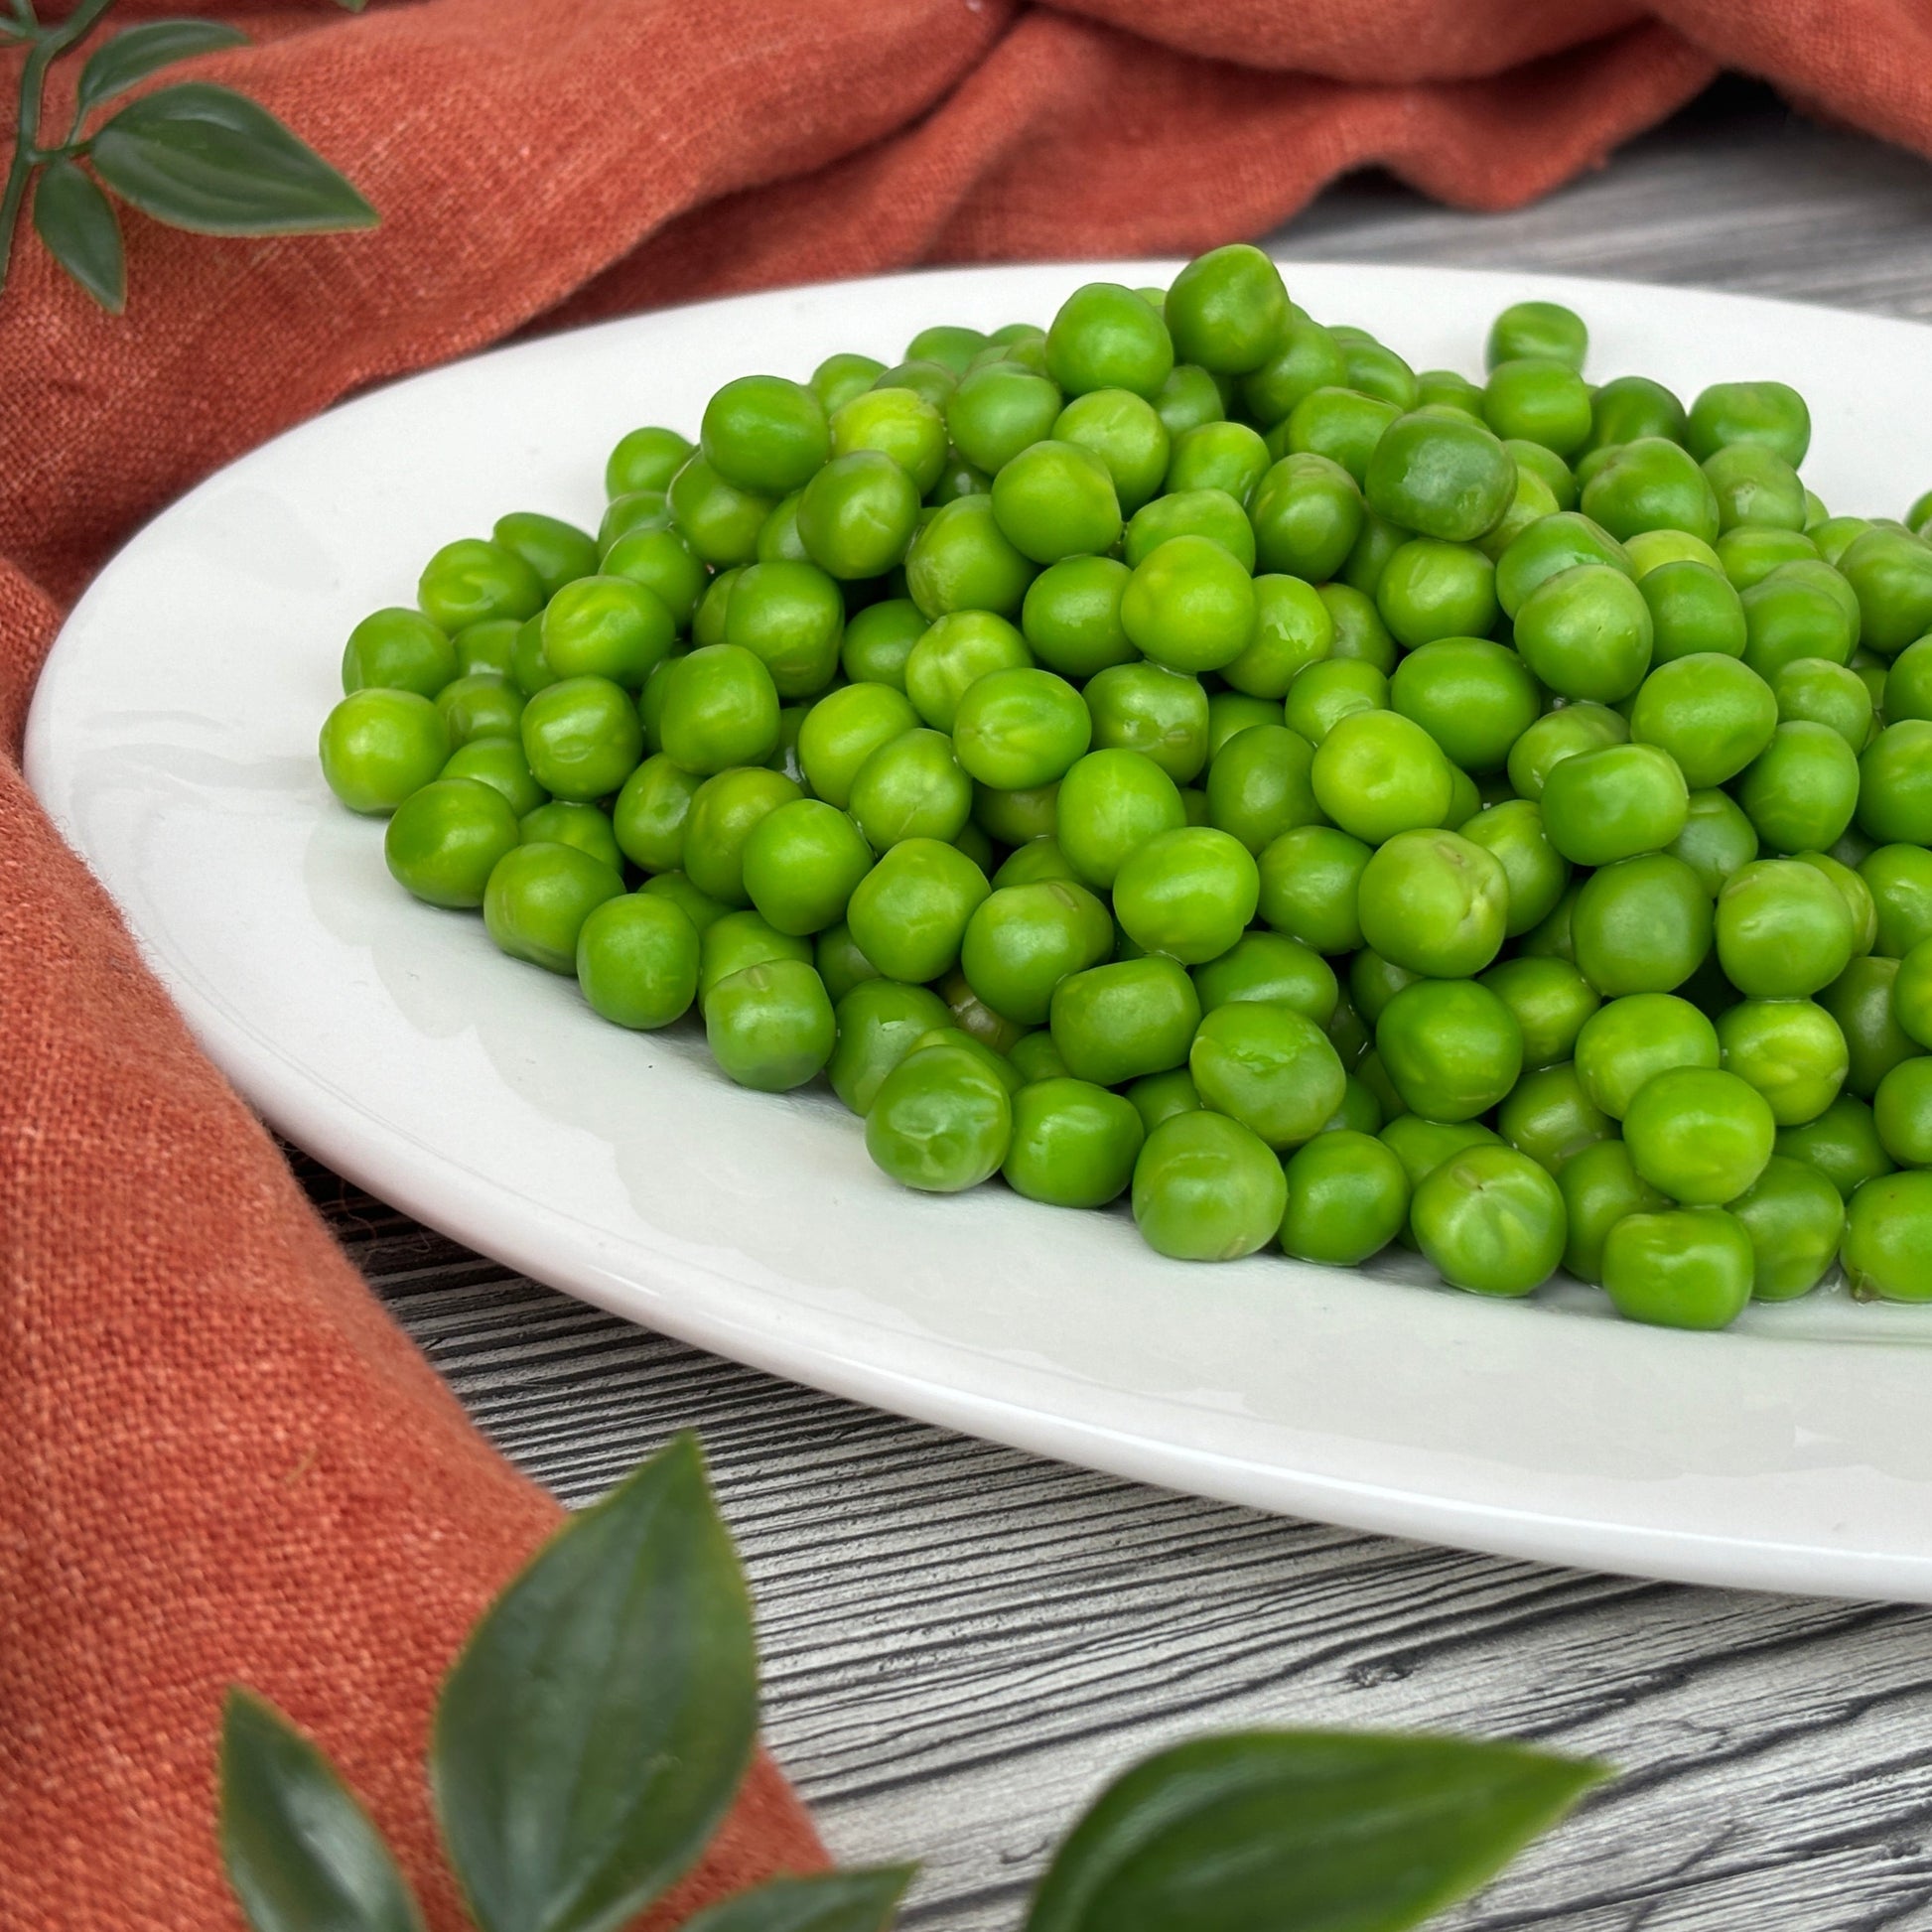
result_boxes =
[6,3,1932,1927]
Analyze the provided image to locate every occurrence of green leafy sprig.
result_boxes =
[218,1434,1609,1932]
[0,0,374,314]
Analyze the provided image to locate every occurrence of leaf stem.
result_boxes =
[0,0,116,298]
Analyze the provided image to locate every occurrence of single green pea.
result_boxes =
[1411,1144,1566,1297]
[1206,693,1285,761]
[1602,1207,1755,1329]
[901,611,1030,733]
[1240,315,1346,427]
[1666,788,1758,897]
[1495,511,1633,620]
[1718,526,1820,593]
[795,682,917,809]
[904,493,1036,621]
[667,454,774,568]
[866,1042,1013,1191]
[1337,509,1406,599]
[656,644,780,776]
[1456,798,1571,936]
[1569,852,1711,997]
[1740,568,1858,683]
[839,835,987,984]
[1842,1170,1932,1300]
[1574,993,1721,1118]
[1713,997,1849,1127]
[1200,724,1314,856]
[606,425,695,499]
[973,779,1060,846]
[1315,583,1398,675]
[849,727,973,850]
[1725,1156,1846,1304]
[1190,931,1336,1026]
[1581,375,1686,458]
[1020,556,1137,678]
[1055,388,1173,513]
[1482,357,1591,457]
[1859,720,1932,846]
[1186,1001,1345,1152]
[719,559,844,701]
[599,488,673,556]
[704,958,836,1091]
[383,776,521,907]
[826,980,952,1114]
[1626,652,1773,789]
[1111,826,1259,964]
[603,524,708,626]
[738,797,874,936]
[1557,1139,1666,1284]
[690,570,738,648]
[1308,710,1451,844]
[1513,563,1654,703]
[1376,978,1523,1123]
[990,439,1123,565]
[1477,467,1564,563]
[1686,379,1811,467]
[944,362,1063,475]
[831,385,948,494]
[1502,438,1578,511]
[1539,742,1687,867]
[905,324,988,373]
[440,736,547,818]
[958,879,1114,1026]
[816,920,883,1007]
[1776,1092,1895,1199]
[1702,443,1806,537]
[1479,956,1601,1071]
[1863,844,1932,958]
[1348,950,1421,1030]
[1774,655,1872,750]
[1883,633,1932,723]
[319,688,451,815]
[796,452,921,582]
[1374,538,1499,649]
[840,597,926,689]
[1123,486,1257,572]
[1356,828,1509,978]
[483,840,624,973]
[1389,637,1540,773]
[1162,244,1288,374]
[1007,1028,1072,1084]
[518,800,623,875]
[1838,526,1932,656]
[1816,955,1917,1098]
[1283,658,1387,745]
[342,607,456,698]
[1496,1061,1611,1174]
[1623,1065,1775,1204]
[1083,661,1211,783]
[951,667,1091,789]
[536,575,671,691]
[1517,879,1584,964]
[1716,857,1857,999]
[435,672,524,750]
[1486,300,1587,373]
[452,619,521,682]
[1895,939,1932,1049]
[1873,1055,1932,1167]
[1811,514,1873,567]
[1413,368,1485,416]
[1278,1131,1409,1265]
[697,908,814,1006]
[1128,1065,1204,1133]
[1001,1078,1146,1208]
[1256,824,1371,954]
[417,536,546,632]
[1050,954,1201,1086]
[1045,282,1174,400]
[1165,419,1271,506]
[1735,720,1859,855]
[1362,409,1517,542]
[575,892,700,1030]
[681,765,801,906]
[1157,362,1231,439]
[1132,1109,1287,1262]
[1581,437,1722,546]
[1625,529,1723,576]
[1247,452,1363,583]
[1283,386,1403,485]
[1504,700,1627,802]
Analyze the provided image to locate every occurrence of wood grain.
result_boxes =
[296,80,1932,1932]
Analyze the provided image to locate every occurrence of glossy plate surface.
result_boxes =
[28,261,1932,1601]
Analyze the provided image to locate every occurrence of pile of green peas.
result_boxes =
[320,247,1932,1326]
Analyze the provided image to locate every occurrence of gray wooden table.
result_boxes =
[300,79,1932,1932]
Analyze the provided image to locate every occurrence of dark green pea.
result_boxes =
[1375,538,1498,648]
[1602,1207,1754,1330]
[1044,282,1174,400]
[1189,1001,1345,1151]
[1838,526,1932,655]
[1355,827,1509,978]
[1494,509,1632,619]
[1132,1110,1287,1262]
[1574,992,1720,1117]
[796,682,918,808]
[1411,1144,1566,1297]
[657,644,780,775]
[1316,583,1398,671]
[1479,955,1600,1070]
[795,452,921,582]
[1164,244,1288,373]
[1004,1078,1146,1208]
[1239,314,1346,427]
[667,455,773,568]
[1337,509,1406,599]
[1283,386,1402,485]
[904,492,1035,621]
[1255,824,1370,954]
[848,728,972,850]
[1539,743,1687,867]
[1123,486,1256,572]
[576,892,700,1030]
[840,597,924,690]
[492,510,599,599]
[1859,720,1932,845]
[1049,954,1201,1086]
[519,800,622,874]
[904,611,1032,732]
[483,840,623,973]
[606,425,694,499]
[1581,437,1722,545]
[1717,858,1856,998]
[612,755,702,873]
[681,765,801,905]
[697,908,811,1005]
[1558,1139,1667,1284]
[440,736,546,818]
[342,607,456,697]
[1202,725,1317,855]
[958,880,1113,1026]
[319,689,451,814]
[844,836,989,983]
[1128,1065,1204,1132]
[1686,379,1811,467]
[1486,300,1587,372]
[436,672,524,749]
[541,576,675,689]
[1497,1061,1611,1174]
[1166,420,1271,505]
[1640,559,1747,663]
[604,525,708,626]
[1020,556,1136,678]
[452,619,520,681]
[1084,661,1210,783]
[1278,1131,1408,1264]
[1624,1065,1776,1204]
[1583,374,1686,455]
[944,362,1062,475]
[1736,720,1860,854]
[418,536,545,631]
[383,776,521,907]
[1249,452,1364,582]
[1284,658,1387,745]
[1222,576,1334,700]
[705,958,835,1092]
[1054,388,1173,513]
[1777,1092,1894,1198]
[866,1042,1014,1191]
[1155,363,1230,439]
[1362,410,1514,542]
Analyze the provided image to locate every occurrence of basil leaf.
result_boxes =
[74,20,250,122]
[431,1433,760,1932]
[1026,1730,1609,1932]
[90,82,375,235]
[33,160,125,312]
[682,1868,916,1932]
[219,1687,427,1932]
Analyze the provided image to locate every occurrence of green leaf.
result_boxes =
[33,159,125,311]
[681,1868,916,1932]
[219,1687,428,1932]
[90,81,375,236]
[1026,1730,1610,1932]
[74,19,250,122]
[432,1434,761,1932]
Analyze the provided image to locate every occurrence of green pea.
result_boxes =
[436,672,524,749]
[1569,852,1711,997]
[1166,420,1271,507]
[1838,527,1932,656]
[944,362,1063,475]
[1816,955,1916,1097]
[952,667,1091,789]
[1257,824,1371,954]
[700,376,831,498]
[1375,978,1523,1123]
[690,570,738,648]
[816,920,883,1006]
[697,908,812,1006]
[1161,243,1288,374]
[1112,826,1259,964]
[383,776,521,907]
[1883,634,1932,723]
[1710,997,1848,1128]
[1502,438,1578,512]
[641,870,729,937]
[1128,1066,1204,1133]
[905,494,1035,621]
[1626,652,1773,789]
[1045,282,1174,400]
[1486,300,1587,372]
[795,452,921,581]
[838,598,924,690]
[1773,654,1871,750]
[703,958,836,1091]
[1456,798,1570,936]
[1863,844,1932,957]
[1504,700,1627,802]
[441,736,546,818]
[1206,694,1284,761]
[1055,388,1173,513]
[600,489,672,556]
[1284,386,1403,485]
[342,607,456,697]
[1517,879,1583,964]
[973,780,1059,846]
[1197,725,1311,856]
[1894,938,1932,1050]
[1859,720,1932,845]
[1337,509,1406,599]
[1414,368,1484,416]
[831,385,948,494]
[681,765,801,906]
[1411,1144,1566,1297]
[606,425,694,498]
[990,439,1123,564]
[1496,1061,1611,1174]
[1479,956,1600,1071]
[451,619,520,682]
[958,880,1113,1026]
[1581,437,1722,545]
[1514,562,1654,702]
[1686,379,1811,467]
[825,981,950,1114]
[1083,661,1210,782]
[651,645,776,777]
[848,727,972,849]
[1240,314,1346,427]
[1811,515,1873,567]
[1583,375,1686,456]
[1715,857,1857,999]
[1539,742,1687,867]
[1307,711,1449,843]
[483,840,623,973]
[736,797,873,937]
[574,892,700,1030]
[901,611,1029,732]
[1007,1028,1071,1084]
[1873,1055,1932,1166]
[792,684,912,808]
[1666,787,1758,896]
[1574,993,1721,1117]
[1124,486,1256,571]
[717,560,841,701]
[1187,931,1333,1024]
[667,454,774,568]
[1186,1001,1345,1151]
[1718,526,1819,592]
[535,576,670,690]
[1132,1110,1287,1262]
[418,536,545,632]
[1284,658,1386,746]
[1724,1155,1846,1302]
[1776,1093,1894,1199]
[1623,1065,1775,1204]
[999,1078,1146,1208]
[1481,357,1590,457]
[1390,637,1541,773]
[1158,362,1232,438]
[1277,1131,1409,1265]
[1626,528,1722,575]
[866,1041,1013,1190]
[1558,1139,1667,1284]
[1375,538,1499,648]
[1317,583,1398,673]
[1495,511,1633,620]
[1020,556,1137,678]
[518,800,622,875]
[1356,828,1509,978]
[838,835,987,982]
[1841,1170,1932,1300]
[1050,954,1201,1086]
[319,688,451,815]
[1798,849,1877,953]
[1247,453,1363,584]
[1602,1207,1754,1329]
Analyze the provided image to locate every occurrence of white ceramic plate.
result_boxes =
[29,261,1932,1602]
